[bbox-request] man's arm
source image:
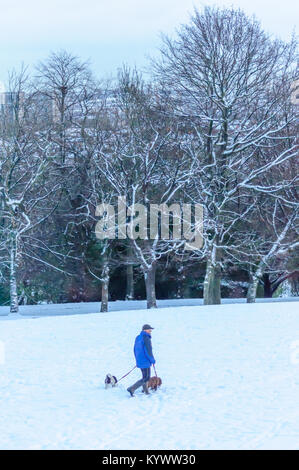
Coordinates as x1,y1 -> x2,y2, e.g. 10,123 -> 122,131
143,335 -> 155,364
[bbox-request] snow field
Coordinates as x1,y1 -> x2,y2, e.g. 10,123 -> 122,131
0,301 -> 298,449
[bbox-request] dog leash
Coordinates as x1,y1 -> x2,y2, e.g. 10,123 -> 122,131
118,364 -> 157,383
117,366 -> 137,382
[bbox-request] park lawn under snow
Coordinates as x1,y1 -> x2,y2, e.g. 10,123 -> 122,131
0,301 -> 298,450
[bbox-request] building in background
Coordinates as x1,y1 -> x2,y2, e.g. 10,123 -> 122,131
0,82 -> 24,121
291,78 -> 299,105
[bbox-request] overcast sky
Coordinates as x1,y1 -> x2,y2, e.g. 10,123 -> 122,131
0,0 -> 298,85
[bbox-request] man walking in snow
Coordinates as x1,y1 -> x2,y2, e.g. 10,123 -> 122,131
127,324 -> 156,397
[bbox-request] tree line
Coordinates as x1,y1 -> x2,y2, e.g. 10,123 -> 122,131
0,6 -> 298,313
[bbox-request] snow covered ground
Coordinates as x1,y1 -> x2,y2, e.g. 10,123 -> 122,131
1,296 -> 299,318
0,300 -> 298,449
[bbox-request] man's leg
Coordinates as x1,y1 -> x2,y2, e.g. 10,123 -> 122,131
142,367 -> 151,394
127,367 -> 151,396
127,369 -> 145,396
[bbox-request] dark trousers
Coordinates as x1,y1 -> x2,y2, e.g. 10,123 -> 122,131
141,367 -> 151,383
129,367 -> 151,392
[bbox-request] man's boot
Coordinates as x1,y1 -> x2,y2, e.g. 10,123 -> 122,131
142,383 -> 150,395
127,379 -> 143,397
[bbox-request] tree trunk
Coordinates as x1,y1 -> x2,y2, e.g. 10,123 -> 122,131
176,267 -> 185,299
144,264 -> 157,309
247,265 -> 264,303
246,275 -> 259,303
203,247 -> 221,305
262,273 -> 272,298
10,238 -> 19,314
100,261 -> 110,313
126,263 -> 135,300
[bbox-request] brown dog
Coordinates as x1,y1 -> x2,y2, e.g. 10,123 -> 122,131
147,376 -> 162,391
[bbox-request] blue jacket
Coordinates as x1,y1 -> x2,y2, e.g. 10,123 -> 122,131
134,331 -> 156,369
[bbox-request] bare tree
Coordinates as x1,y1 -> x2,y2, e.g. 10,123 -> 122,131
92,67 -> 192,308
153,6 -> 298,304
34,50 -> 94,163
33,51 -> 103,301
245,160 -> 298,302
0,69 -> 59,313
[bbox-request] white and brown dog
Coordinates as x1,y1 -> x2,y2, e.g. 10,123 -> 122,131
105,373 -> 118,389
